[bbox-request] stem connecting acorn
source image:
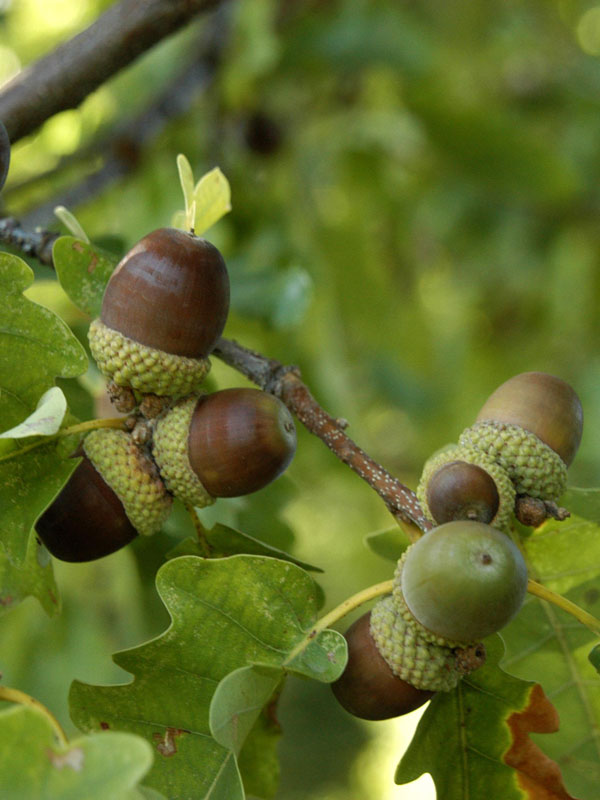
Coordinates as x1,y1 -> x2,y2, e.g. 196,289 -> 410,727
89,227 -> 230,396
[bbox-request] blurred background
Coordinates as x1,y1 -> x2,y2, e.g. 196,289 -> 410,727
1,0 -> 600,797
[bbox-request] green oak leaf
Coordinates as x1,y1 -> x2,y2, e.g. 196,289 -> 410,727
0,705 -> 157,800
589,645 -> 600,673
167,522 -> 323,572
561,487 -> 600,525
70,555 -> 346,800
0,252 -> 87,429
396,636 -> 574,800
0,524 -> 60,616
363,525 -> 411,562
0,438 -> 79,565
501,512 -> 600,800
52,236 -> 119,317
0,250 -> 86,603
236,697 -> 281,800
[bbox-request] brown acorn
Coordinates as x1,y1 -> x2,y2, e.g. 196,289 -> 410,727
152,388 -> 297,506
88,227 -> 230,396
331,611 -> 433,721
475,371 -> 583,467
426,460 -> 500,525
35,429 -> 172,562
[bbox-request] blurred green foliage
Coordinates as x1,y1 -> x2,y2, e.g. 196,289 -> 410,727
1,0 -> 600,797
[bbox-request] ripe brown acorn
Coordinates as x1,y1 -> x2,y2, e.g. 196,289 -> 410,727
331,611 -> 434,720
475,371 -> 583,467
152,388 -> 297,506
426,460 -> 499,525
35,455 -> 138,562
88,227 -> 230,396
35,429 -> 172,562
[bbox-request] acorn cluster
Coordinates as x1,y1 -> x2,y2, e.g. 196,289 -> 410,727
333,371 -> 584,721
36,228 -> 297,562
332,520 -> 528,719
416,372 -> 583,530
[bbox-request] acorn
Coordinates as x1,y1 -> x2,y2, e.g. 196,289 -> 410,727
331,610 -> 434,720
35,429 -> 172,562
460,372 -> 582,501
152,388 -> 297,506
474,371 -> 583,467
88,227 -> 230,396
417,447 -> 516,530
397,521 -> 528,645
0,121 -> 10,192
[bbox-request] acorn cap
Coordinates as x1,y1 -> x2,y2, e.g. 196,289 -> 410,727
101,227 -> 230,358
417,445 -> 516,530
475,372 -> 583,467
151,396 -> 215,508
88,318 -> 211,397
83,428 -> 172,536
459,420 -> 567,500
370,595 -> 486,692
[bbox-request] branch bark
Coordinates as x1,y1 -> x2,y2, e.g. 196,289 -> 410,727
0,0 -> 226,143
213,337 -> 432,533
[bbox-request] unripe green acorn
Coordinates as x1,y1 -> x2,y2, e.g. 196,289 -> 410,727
399,521 -> 528,644
0,121 -> 10,192
89,227 -> 230,396
35,429 -> 172,562
475,372 -> 583,468
152,388 -> 297,505
331,610 -> 434,720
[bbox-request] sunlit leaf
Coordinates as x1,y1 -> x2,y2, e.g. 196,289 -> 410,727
0,705 -> 157,800
70,555 -> 346,800
192,167 -> 231,235
0,387 -> 67,439
54,205 -> 90,243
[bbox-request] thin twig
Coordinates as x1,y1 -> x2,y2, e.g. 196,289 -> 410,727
18,10 -> 231,228
0,0 -> 227,144
213,337 -> 431,532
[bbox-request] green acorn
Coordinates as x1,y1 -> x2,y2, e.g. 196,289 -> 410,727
396,521 -> 529,646
35,428 -> 172,562
89,227 -> 230,396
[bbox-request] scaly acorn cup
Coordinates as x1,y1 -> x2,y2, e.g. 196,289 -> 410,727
397,521 -> 528,646
417,445 -> 516,530
331,610 -> 435,720
35,429 -> 172,562
152,388 -> 297,505
88,227 -> 230,396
